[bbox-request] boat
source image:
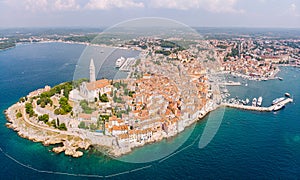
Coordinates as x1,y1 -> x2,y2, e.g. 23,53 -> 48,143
242,99 -> 249,105
285,93 -> 291,97
257,96 -> 263,107
278,77 -> 283,81
252,98 -> 257,107
272,97 -> 285,105
115,57 -> 126,68
273,103 -> 285,111
246,98 -> 250,104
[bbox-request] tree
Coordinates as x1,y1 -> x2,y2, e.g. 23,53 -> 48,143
38,114 -> 49,123
16,112 -> 22,118
128,91 -> 135,97
19,97 -> 25,103
78,121 -> 86,129
99,93 -> 109,102
89,123 -> 97,131
56,118 -> 60,126
50,120 -> 56,128
25,103 -> 34,117
58,123 -> 67,131
80,100 -> 94,114
54,108 -> 60,115
40,101 -> 46,108
56,97 -> 72,115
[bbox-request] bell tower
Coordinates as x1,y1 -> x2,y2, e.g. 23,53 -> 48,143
89,58 -> 96,82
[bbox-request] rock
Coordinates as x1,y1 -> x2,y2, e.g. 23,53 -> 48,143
64,148 -> 74,156
5,123 -> 12,128
52,146 -> 66,154
72,151 -> 83,158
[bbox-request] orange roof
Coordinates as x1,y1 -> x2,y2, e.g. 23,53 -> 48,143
86,79 -> 110,91
109,116 -> 118,121
112,125 -> 128,131
118,133 -> 129,139
78,113 -> 91,119
128,130 -> 136,135
112,126 -> 121,131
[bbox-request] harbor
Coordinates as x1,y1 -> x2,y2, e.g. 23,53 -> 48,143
222,98 -> 293,112
115,57 -> 137,71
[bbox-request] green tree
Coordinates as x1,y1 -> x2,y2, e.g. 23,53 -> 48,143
25,103 -> 34,117
89,123 -> 97,131
58,123 -> 67,131
16,112 -> 22,118
19,97 -> 25,103
99,93 -> 109,102
56,118 -> 60,126
40,101 -> 46,108
38,114 -> 49,123
78,121 -> 86,129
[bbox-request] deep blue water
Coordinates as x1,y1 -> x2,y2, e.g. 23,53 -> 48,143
0,43 -> 300,179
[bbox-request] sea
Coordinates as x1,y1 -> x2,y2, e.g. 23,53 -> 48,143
0,42 -> 299,179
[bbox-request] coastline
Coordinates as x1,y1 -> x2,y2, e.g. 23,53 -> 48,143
5,103 -> 90,158
4,65 -> 294,158
4,94 -> 216,158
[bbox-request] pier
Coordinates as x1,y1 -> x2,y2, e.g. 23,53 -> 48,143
219,81 -> 241,86
119,58 -> 136,71
222,98 -> 293,112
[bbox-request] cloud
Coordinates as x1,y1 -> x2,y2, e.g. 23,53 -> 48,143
54,0 -> 80,11
23,0 -> 80,12
149,0 -> 244,13
84,0 -> 144,10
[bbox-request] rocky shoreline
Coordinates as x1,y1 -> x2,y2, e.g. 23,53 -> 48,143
5,104 -> 90,158
5,101 -> 215,158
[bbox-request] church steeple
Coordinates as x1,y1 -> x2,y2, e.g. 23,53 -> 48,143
89,58 -> 96,82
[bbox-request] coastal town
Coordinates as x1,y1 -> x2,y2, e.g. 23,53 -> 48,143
5,32 -> 298,158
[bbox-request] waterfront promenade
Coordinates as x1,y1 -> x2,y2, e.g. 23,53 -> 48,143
222,98 -> 293,112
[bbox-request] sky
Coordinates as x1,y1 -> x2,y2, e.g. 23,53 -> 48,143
0,0 -> 300,28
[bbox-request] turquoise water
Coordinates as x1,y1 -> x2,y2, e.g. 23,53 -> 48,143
0,43 -> 300,179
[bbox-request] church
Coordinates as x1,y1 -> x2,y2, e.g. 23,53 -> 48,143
79,59 -> 112,102
69,59 -> 112,102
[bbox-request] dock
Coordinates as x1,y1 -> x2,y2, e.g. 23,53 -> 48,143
119,58 -> 136,71
222,98 -> 293,112
219,81 -> 241,86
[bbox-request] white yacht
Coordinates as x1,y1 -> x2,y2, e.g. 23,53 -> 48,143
257,96 -> 263,107
272,97 -> 285,105
252,98 -> 257,107
115,57 -> 126,68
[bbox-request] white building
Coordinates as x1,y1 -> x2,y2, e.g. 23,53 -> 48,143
79,79 -> 112,102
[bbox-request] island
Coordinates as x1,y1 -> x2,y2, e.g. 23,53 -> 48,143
5,33 -> 297,158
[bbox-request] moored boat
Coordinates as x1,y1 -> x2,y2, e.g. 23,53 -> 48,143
257,96 -> 263,107
272,97 -> 285,105
115,57 -> 126,68
252,98 -> 257,107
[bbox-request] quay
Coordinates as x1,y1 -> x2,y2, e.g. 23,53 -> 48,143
119,57 -> 136,71
222,98 -> 293,112
219,81 -> 241,86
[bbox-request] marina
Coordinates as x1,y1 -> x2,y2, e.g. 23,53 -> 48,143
119,57 -> 136,71
219,81 -> 241,86
222,98 -> 293,112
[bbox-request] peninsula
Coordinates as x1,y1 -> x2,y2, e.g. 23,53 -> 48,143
5,34 -> 297,158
